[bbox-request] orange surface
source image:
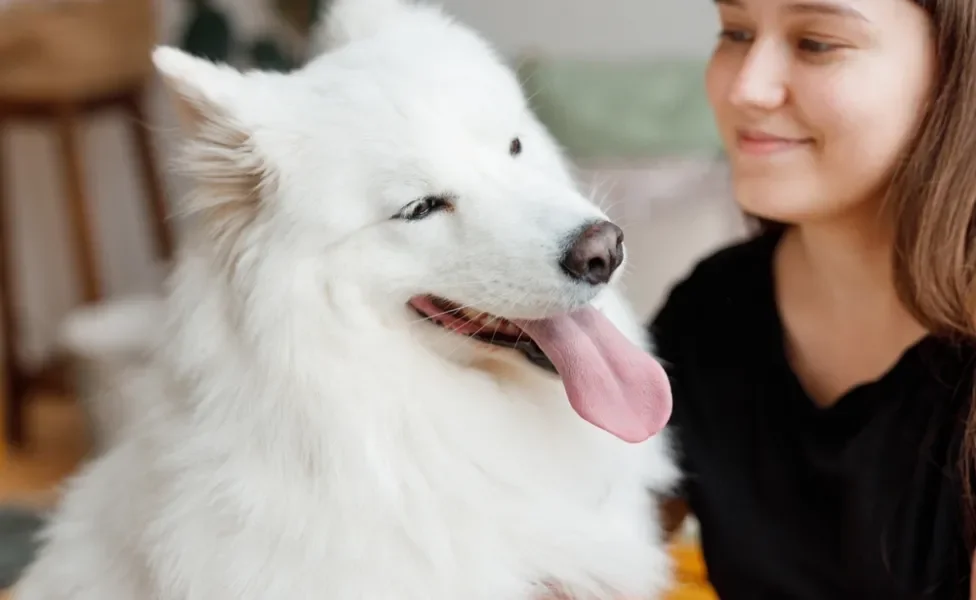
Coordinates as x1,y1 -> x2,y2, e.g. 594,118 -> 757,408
665,541 -> 717,599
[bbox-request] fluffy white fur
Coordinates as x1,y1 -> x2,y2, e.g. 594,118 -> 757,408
14,1 -> 680,598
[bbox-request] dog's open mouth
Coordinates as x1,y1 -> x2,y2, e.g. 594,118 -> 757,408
406,292 -> 676,444
408,295 -> 557,373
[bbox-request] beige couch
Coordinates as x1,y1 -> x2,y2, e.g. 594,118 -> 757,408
577,158 -> 746,321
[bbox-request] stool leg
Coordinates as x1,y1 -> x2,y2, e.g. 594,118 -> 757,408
0,117 -> 27,447
124,89 -> 174,260
56,106 -> 101,303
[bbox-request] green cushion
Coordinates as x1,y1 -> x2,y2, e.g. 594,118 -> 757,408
515,57 -> 723,160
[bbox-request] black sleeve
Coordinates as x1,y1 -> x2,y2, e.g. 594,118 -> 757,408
647,277 -> 689,379
643,233 -> 775,504
646,275 -> 696,501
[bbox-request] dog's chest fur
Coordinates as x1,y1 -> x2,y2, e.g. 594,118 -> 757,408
137,348 -> 675,600
19,330 -> 675,600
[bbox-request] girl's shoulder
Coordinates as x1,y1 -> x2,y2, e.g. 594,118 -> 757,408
649,228 -> 783,342
672,227 -> 782,300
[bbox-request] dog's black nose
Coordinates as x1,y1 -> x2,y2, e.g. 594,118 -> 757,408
560,220 -> 625,285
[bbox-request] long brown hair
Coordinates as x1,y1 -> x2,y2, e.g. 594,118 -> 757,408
888,0 -> 976,549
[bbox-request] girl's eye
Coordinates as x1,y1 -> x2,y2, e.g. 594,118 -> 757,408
719,28 -> 754,44
798,39 -> 837,53
394,195 -> 453,221
718,28 -> 840,55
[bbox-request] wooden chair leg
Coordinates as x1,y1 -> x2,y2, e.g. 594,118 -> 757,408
123,89 -> 174,260
55,105 -> 101,303
0,116 -> 27,447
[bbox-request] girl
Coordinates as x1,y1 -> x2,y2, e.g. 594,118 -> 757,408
651,0 -> 976,598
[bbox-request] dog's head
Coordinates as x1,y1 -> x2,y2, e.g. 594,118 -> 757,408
154,0 -> 671,442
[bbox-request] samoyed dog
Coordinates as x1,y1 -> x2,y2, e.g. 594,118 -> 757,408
14,0 -> 679,598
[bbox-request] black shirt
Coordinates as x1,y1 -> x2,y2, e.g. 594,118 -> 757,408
649,229 -> 975,599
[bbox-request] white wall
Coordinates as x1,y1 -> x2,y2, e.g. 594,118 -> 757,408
440,0 -> 719,59
3,0 -> 720,365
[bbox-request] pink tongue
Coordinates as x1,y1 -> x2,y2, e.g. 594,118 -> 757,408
515,306 -> 672,443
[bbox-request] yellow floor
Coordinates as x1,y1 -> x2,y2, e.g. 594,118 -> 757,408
666,542 -> 717,600
0,396 -> 716,599
0,395 -> 89,502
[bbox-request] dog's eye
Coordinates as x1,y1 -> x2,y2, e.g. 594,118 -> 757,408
509,137 -> 522,156
395,195 -> 453,221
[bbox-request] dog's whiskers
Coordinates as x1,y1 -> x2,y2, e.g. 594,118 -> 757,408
438,287 -> 535,359
404,293 -> 513,327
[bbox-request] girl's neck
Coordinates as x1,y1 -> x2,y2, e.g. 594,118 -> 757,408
789,215 -> 894,311
774,211 -> 928,406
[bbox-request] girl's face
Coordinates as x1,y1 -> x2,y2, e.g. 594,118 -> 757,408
706,0 -> 936,225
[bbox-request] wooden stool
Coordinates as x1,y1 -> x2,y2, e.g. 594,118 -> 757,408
0,0 -> 171,447
0,87 -> 173,447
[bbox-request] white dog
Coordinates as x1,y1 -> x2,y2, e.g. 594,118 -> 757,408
14,0 -> 679,598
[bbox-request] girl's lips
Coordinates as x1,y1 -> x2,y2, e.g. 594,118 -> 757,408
736,129 -> 813,155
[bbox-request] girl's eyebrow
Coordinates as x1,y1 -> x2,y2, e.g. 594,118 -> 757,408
714,0 -> 870,23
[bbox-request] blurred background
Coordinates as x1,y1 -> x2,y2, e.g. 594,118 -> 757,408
0,1 -> 745,597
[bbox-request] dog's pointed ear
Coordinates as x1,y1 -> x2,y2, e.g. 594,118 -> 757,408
152,46 -> 245,138
152,46 -> 271,265
313,0 -> 410,52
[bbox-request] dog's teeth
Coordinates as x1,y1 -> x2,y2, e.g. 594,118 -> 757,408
442,303 -> 522,337
459,308 -> 481,321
